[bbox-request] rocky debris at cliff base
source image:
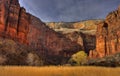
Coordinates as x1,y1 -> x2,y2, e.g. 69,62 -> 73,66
83,53 -> 120,67
0,38 -> 43,66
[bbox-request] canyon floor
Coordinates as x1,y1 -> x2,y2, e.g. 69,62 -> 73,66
0,66 -> 120,76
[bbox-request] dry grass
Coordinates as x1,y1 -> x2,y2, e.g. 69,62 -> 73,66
0,66 -> 120,76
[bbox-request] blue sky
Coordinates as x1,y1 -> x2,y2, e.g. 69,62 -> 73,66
19,0 -> 120,22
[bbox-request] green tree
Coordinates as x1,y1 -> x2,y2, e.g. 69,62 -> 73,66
69,51 -> 87,66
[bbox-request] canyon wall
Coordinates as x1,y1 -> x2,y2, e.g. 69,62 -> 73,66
89,5 -> 120,58
0,0 -> 29,44
0,0 -> 82,64
2,0 -> 120,63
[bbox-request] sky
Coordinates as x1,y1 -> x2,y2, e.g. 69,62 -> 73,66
19,0 -> 120,22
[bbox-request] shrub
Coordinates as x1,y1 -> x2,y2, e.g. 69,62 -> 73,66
68,51 -> 87,66
26,53 -> 44,66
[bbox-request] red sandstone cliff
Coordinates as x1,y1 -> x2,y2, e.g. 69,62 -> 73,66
0,0 -> 82,64
89,5 -> 120,58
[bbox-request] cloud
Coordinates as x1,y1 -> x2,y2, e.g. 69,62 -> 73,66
19,0 -> 120,22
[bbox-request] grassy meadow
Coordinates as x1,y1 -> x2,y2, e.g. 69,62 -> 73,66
0,66 -> 120,76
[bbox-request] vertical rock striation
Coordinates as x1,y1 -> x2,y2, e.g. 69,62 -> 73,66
89,5 -> 120,58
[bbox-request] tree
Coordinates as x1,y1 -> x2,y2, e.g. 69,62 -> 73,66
69,51 -> 87,66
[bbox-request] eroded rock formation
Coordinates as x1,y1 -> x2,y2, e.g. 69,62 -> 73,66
0,0 -> 82,64
64,32 -> 96,54
46,20 -> 100,54
89,5 -> 120,58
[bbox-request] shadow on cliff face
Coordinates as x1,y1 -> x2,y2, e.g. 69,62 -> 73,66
80,32 -> 96,54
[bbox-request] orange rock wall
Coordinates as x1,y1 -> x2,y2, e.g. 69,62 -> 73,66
89,6 -> 120,58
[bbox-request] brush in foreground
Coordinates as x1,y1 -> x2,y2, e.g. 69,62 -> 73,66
0,66 -> 120,76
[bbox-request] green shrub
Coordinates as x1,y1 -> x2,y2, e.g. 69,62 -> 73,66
69,51 -> 87,66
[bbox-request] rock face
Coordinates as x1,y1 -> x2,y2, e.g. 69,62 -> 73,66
0,0 -> 28,44
80,33 -> 96,54
89,5 -> 120,58
0,0 -> 82,65
46,20 -> 101,54
64,32 -> 84,50
64,32 -> 96,54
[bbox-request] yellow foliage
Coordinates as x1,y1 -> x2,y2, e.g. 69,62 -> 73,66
69,51 -> 87,65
